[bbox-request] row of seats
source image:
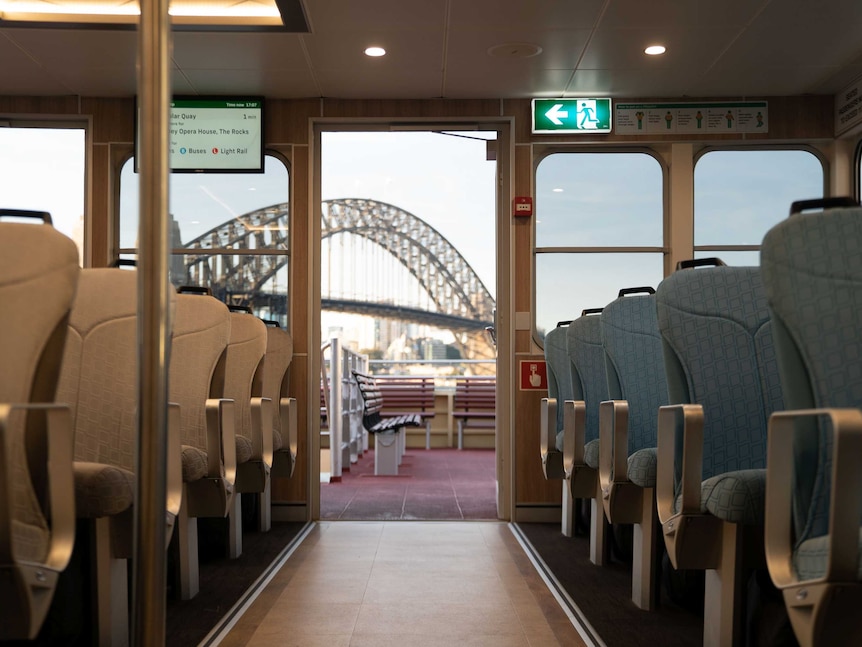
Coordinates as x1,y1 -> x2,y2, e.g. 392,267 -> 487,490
0,210 -> 298,643
540,199 -> 862,646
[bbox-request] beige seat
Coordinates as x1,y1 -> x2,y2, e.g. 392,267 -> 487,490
260,320 -> 298,530
169,289 -> 236,599
0,210 -> 78,640
223,306 -> 271,556
56,268 -> 181,646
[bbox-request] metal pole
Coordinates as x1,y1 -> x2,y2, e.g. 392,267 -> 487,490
135,0 -> 171,643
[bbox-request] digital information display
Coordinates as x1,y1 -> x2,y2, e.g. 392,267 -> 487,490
169,99 -> 263,172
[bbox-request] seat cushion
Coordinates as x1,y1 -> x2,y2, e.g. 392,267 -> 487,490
13,519 -> 50,563
628,447 -> 657,488
273,427 -> 284,452
555,429 -> 564,453
793,528 -> 862,581
584,438 -> 600,469
674,469 -> 766,526
181,445 -> 208,482
74,461 -> 135,518
236,434 -> 253,464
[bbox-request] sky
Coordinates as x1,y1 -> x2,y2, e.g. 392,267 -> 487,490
0,128 -> 86,262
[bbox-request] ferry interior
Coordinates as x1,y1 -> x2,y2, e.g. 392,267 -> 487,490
3,0 -> 862,646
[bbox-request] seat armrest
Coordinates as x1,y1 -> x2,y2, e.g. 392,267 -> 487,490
599,400 -> 629,493
766,408 -> 862,589
205,398 -> 236,487
249,397 -> 274,469
562,400 -> 585,476
0,403 -> 75,572
657,404 -> 705,525
166,403 -> 183,520
281,397 -> 298,463
540,397 -> 557,459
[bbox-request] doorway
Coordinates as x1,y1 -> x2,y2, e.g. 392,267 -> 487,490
312,125 -> 510,520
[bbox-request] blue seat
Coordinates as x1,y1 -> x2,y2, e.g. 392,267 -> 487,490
598,286 -> 667,610
563,308 -> 610,564
655,258 -> 783,646
761,198 -> 862,647
541,321 -> 572,481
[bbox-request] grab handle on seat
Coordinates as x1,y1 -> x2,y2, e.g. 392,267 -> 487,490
789,197 -> 859,215
617,286 -> 655,297
675,257 -> 726,271
0,208 -> 53,224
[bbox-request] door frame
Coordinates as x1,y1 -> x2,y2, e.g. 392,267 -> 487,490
307,117 -> 515,520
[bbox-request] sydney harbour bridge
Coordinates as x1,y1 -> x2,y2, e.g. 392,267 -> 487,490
174,198 -> 496,359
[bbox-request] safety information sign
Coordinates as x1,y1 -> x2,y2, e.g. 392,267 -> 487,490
615,101 -> 768,135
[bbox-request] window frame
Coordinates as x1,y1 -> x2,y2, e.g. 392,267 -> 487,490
116,148 -> 292,324
532,146 -> 668,346
692,144 -> 828,257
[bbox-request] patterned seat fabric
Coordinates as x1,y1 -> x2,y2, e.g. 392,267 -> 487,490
224,310 -> 268,469
793,530 -> 862,581
761,206 -> 862,576
57,269 -> 140,516
565,312 -> 608,454
601,291 -> 667,472
627,447 -> 657,488
584,438 -> 600,469
544,324 -> 573,447
657,265 -> 783,525
169,293 -> 231,483
262,324 -> 293,455
673,468 -> 767,526
0,215 -> 80,641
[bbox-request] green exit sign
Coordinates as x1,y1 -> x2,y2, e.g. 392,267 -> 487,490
532,98 -> 612,134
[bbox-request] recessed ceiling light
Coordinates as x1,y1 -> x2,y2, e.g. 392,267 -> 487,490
552,188 -> 564,193
365,46 -> 386,57
644,45 -> 666,56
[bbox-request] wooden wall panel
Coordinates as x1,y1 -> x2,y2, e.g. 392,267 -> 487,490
266,99 -> 319,146
515,361 -> 562,504
322,98 -> 500,119
81,97 -> 134,144
0,95 -> 78,114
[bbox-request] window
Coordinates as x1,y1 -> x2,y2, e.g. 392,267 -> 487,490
694,149 -> 824,264
0,126 -> 86,263
534,152 -> 665,340
119,154 -> 290,325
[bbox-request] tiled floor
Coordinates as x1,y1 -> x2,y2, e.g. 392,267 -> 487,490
219,522 -> 587,647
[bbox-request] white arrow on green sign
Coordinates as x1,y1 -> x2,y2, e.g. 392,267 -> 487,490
532,98 -> 612,134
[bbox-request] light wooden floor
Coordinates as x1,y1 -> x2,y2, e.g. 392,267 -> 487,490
218,521 -> 587,647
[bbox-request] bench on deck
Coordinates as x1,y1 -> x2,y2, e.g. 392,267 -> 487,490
353,372 -> 425,475
453,377 -> 496,449
375,375 -> 436,449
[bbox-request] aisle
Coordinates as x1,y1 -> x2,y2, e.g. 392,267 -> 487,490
218,521 -> 585,647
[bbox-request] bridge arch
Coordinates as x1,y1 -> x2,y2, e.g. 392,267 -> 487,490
180,198 -> 495,331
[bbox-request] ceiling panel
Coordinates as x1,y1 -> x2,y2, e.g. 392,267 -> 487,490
312,64 -> 446,99
684,65 -> 841,98
447,27 -> 592,71
305,0 -> 446,30
302,29 -> 443,73
445,68 -> 573,100
172,33 -> 308,70
0,31 -> 71,94
5,29 -> 137,70
566,68 -> 697,98
579,27 -> 738,72
598,0 -> 761,29
449,0 -> 605,30
1,0 -> 862,101
181,67 -> 320,98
